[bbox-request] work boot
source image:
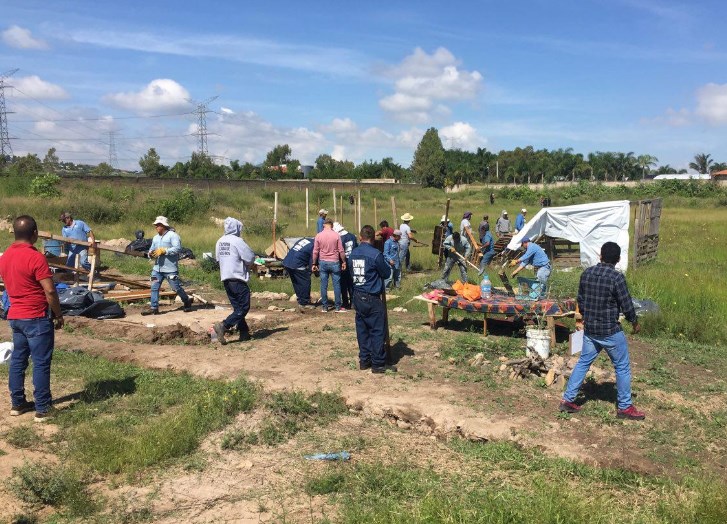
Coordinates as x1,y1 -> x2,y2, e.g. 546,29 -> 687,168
359,361 -> 372,371
212,322 -> 227,345
372,364 -> 397,374
10,401 -> 35,416
183,298 -> 194,312
141,307 -> 159,316
34,408 -> 56,422
617,405 -> 646,420
239,331 -> 252,342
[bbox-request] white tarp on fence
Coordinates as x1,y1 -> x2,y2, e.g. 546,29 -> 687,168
506,200 -> 631,271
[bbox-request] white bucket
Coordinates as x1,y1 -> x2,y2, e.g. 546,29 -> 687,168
526,328 -> 551,359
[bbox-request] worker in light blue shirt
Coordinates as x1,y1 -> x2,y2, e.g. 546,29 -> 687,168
316,209 -> 328,233
511,236 -> 551,294
515,208 -> 527,233
59,211 -> 95,270
383,230 -> 401,289
478,223 -> 496,274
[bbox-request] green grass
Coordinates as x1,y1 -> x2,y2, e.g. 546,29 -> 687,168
303,440 -> 727,523
3,425 -> 41,449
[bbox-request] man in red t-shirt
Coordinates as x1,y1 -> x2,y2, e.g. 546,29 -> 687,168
0,215 -> 64,421
376,221 -> 394,242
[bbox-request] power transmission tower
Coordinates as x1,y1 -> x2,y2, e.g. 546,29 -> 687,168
106,130 -> 118,168
187,95 -> 218,156
0,68 -> 19,160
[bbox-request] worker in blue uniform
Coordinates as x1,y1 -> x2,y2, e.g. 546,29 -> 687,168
283,237 -> 315,308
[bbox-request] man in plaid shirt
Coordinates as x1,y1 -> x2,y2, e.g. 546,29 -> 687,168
560,242 -> 645,420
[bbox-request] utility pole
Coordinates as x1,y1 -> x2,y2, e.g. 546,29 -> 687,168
188,95 -> 219,156
0,68 -> 19,160
106,130 -> 118,168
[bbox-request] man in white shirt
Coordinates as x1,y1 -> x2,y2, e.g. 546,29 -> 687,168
399,213 -> 417,273
213,217 -> 256,345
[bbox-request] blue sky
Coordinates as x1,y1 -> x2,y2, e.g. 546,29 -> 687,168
2,0 -> 726,171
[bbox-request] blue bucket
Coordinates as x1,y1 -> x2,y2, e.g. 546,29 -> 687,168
43,239 -> 62,256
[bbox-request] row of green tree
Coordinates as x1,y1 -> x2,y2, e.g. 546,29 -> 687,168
3,128 -> 726,189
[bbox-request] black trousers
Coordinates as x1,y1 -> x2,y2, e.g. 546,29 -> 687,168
287,268 -> 312,305
340,267 -> 354,308
223,279 -> 250,334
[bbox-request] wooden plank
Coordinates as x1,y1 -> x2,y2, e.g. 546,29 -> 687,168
38,231 -> 146,257
111,290 -> 177,303
427,302 -> 437,330
47,261 -> 152,289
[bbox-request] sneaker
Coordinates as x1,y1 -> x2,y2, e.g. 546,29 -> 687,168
335,308 -> 348,313
140,307 -> 159,316
239,332 -> 252,342
212,322 -> 228,345
321,306 -> 329,313
183,298 -> 194,312
372,365 -> 398,374
617,405 -> 645,420
559,400 -> 582,413
34,409 -> 55,422
10,401 -> 35,416
359,361 -> 372,371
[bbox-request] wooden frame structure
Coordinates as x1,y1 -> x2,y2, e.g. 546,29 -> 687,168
632,198 -> 662,267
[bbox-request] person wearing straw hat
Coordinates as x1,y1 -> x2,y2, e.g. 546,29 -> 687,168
141,216 -> 193,316
316,209 -> 328,234
515,208 -> 527,233
399,212 -> 417,272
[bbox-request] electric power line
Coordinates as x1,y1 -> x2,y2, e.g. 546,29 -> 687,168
0,68 -> 19,158
187,95 -> 218,156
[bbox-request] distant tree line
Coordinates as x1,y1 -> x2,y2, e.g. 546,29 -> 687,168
2,128 -> 726,189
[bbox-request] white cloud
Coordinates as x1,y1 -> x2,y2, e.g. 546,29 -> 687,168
69,29 -> 364,77
220,106 -> 235,114
10,75 -> 69,100
439,122 -> 486,150
103,79 -> 191,114
1,25 -> 48,50
695,83 -> 727,125
320,117 -> 358,134
378,47 -> 483,122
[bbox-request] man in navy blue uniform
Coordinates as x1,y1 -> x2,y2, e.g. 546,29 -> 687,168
283,237 -> 315,308
334,222 -> 358,310
349,225 -> 395,374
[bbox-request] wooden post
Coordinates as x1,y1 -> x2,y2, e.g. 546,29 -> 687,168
382,289 -> 391,358
272,192 -> 278,257
391,196 -> 398,229
74,253 -> 80,285
427,302 -> 437,330
438,198 -> 451,269
305,187 -> 309,230
340,195 -> 343,225
86,244 -> 97,291
333,188 -> 337,221
373,198 -> 378,228
357,190 -> 361,233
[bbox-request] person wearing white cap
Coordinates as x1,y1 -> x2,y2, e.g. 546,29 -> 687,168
212,217 -> 256,344
495,210 -> 511,237
141,216 -> 193,316
440,215 -> 454,237
316,209 -> 328,234
334,222 -> 358,309
399,212 -> 417,273
515,208 -> 527,233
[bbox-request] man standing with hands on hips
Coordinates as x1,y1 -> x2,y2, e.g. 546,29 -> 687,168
0,215 -> 64,421
560,242 -> 644,420
212,217 -> 256,344
350,225 -> 395,374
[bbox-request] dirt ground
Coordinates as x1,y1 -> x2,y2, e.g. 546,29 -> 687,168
0,296 -> 724,522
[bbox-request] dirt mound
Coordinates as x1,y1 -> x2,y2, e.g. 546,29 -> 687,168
103,238 -> 131,248
68,318 -> 208,345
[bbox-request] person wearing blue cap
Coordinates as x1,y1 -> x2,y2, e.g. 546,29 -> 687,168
510,236 -> 551,295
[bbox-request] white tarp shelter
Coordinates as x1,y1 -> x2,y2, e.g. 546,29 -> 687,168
506,200 -> 631,271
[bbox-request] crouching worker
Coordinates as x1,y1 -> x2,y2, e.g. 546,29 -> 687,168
212,217 -> 256,344
283,237 -> 315,309
350,225 -> 396,374
142,216 -> 192,316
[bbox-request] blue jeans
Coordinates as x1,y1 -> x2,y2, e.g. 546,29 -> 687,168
563,330 -> 633,410
385,265 -> 400,289
398,244 -> 409,278
319,260 -> 342,310
9,317 -> 54,412
150,271 -> 190,309
67,247 -> 90,271
536,265 -> 551,294
479,250 -> 496,272
287,268 -> 312,305
222,279 -> 250,335
353,292 -> 386,367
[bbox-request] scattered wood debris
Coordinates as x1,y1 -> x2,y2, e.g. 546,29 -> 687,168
253,291 -> 289,300
496,354 -> 612,386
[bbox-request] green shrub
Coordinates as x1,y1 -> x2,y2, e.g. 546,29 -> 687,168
0,176 -> 31,197
144,187 -> 211,223
28,174 -> 61,198
7,462 -> 94,516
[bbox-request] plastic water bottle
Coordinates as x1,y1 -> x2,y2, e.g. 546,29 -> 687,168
480,274 -> 492,299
